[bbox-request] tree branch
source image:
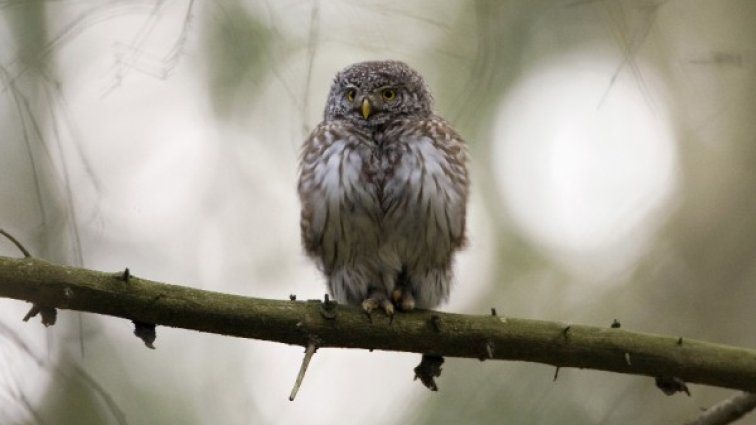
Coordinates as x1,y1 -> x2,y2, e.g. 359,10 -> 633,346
683,392 -> 756,425
1,255 -> 756,392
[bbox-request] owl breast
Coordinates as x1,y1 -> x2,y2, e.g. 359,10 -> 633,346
376,118 -> 468,271
299,116 -> 467,308
299,123 -> 382,274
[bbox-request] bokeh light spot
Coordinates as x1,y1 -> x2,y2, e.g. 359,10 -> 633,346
493,52 -> 679,280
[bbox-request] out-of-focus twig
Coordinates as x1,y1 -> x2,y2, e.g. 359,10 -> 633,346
683,392 -> 756,425
0,229 -> 31,258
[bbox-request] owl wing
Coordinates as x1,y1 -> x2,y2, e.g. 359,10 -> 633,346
382,117 -> 469,250
297,121 -> 380,265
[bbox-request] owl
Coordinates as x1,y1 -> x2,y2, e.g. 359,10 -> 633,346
298,60 -> 468,317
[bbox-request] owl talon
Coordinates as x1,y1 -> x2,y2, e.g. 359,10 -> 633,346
391,287 -> 416,311
391,288 -> 403,303
362,295 -> 394,321
400,291 -> 415,311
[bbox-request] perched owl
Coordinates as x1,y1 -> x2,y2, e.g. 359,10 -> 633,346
298,60 -> 468,316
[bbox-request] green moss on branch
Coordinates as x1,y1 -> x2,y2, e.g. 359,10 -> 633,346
1,255 -> 755,392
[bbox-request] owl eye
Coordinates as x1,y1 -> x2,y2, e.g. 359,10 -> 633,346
381,88 -> 397,101
345,88 -> 357,102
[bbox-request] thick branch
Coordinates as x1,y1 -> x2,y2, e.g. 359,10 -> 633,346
1,255 -> 755,392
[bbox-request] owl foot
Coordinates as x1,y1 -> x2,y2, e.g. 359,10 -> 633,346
362,292 -> 394,322
391,287 -> 416,311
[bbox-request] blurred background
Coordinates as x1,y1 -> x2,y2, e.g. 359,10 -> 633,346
0,0 -> 754,424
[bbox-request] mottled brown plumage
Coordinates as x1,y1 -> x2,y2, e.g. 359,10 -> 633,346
298,60 -> 468,315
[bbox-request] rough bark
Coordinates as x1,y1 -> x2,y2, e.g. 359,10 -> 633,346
1,255 -> 756,393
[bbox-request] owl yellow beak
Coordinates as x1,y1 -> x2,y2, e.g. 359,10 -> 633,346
361,98 -> 372,119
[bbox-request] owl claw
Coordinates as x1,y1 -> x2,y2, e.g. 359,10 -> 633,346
391,287 -> 416,311
391,288 -> 403,303
400,291 -> 415,311
362,295 -> 394,322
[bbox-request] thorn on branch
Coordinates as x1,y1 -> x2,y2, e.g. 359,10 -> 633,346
486,340 -> 494,359
677,337 -> 683,346
655,375 -> 691,396
22,304 -> 57,326
562,325 -> 571,338
319,294 -> 337,320
0,229 -> 32,258
491,307 -> 497,316
114,268 -> 131,282
44,308 -> 58,326
479,339 -> 494,361
553,367 -> 560,382
289,339 -> 318,401
132,321 -> 156,349
414,354 -> 444,391
430,314 -> 442,332
148,293 -> 164,306
611,319 -> 621,328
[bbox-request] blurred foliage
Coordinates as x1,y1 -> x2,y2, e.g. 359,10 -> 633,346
36,358 -> 112,425
202,1 -> 271,119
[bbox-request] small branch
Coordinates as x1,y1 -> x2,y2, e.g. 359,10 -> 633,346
414,354 -> 444,391
0,229 -> 31,258
683,392 -> 756,425
22,304 -> 57,326
132,320 -> 156,349
656,375 -> 691,396
1,255 -> 756,393
289,341 -> 318,401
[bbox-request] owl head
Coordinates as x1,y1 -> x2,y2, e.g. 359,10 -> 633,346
324,60 -> 433,128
